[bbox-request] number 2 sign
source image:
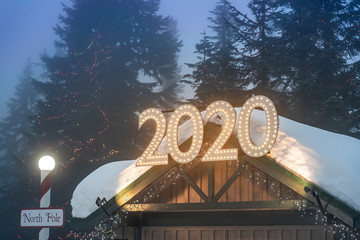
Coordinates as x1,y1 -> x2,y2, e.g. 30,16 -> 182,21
136,96 -> 278,167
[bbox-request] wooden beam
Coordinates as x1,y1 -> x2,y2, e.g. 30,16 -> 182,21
71,136 -> 196,229
212,164 -> 245,202
133,209 -> 321,227
178,167 -> 208,202
70,161 -> 177,229
122,200 -> 311,212
208,162 -> 214,201
243,155 -> 360,228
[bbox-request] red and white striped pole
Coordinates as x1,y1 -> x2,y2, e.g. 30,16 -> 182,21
38,156 -> 55,240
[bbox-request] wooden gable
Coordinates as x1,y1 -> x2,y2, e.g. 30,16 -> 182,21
112,155 -> 339,240
124,158 -> 306,210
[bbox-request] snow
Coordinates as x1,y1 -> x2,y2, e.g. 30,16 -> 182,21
245,110 -> 360,213
70,160 -> 149,218
71,120 -> 195,218
71,108 -> 360,218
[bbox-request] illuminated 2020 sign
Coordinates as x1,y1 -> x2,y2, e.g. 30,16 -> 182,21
136,95 -> 278,167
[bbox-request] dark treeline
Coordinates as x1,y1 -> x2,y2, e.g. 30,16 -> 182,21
0,0 -> 181,238
186,0 -> 360,136
0,0 -> 360,239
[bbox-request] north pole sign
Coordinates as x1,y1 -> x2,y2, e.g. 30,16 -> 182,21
20,208 -> 64,228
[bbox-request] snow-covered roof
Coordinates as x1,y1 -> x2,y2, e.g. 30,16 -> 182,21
71,108 -> 360,219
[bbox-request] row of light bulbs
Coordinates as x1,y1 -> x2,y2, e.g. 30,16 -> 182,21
238,96 -> 278,157
168,105 -> 204,164
137,108 -> 168,165
136,96 -> 279,166
202,100 -> 238,161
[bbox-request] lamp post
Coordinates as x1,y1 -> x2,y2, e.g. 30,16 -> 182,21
38,156 -> 55,240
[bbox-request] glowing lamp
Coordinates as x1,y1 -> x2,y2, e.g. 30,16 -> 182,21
38,155 -> 55,171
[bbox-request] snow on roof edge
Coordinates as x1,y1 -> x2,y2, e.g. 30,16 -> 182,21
71,118 -> 196,218
71,108 -> 360,219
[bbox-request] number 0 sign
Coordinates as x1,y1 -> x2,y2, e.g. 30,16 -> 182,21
136,96 -> 278,167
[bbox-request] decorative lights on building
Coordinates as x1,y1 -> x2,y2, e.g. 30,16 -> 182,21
202,100 -> 238,161
168,105 -> 204,164
137,108 -> 168,166
136,96 -> 279,167
238,96 -> 278,157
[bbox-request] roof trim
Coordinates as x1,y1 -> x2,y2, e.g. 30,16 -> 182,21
70,123 -> 360,229
70,162 -> 176,229
243,155 -> 360,227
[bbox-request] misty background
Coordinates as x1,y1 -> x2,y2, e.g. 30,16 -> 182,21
0,0 -> 248,118
2,0 -> 360,239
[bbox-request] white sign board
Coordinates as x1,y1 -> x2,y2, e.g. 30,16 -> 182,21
20,208 -> 64,228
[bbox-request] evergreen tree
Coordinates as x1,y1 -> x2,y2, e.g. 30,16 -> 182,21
186,0 -> 241,106
274,0 -> 360,135
34,0 -> 181,164
226,0 -> 278,88
32,1 -> 181,237
0,61 -> 39,238
185,31 -> 215,105
224,0 -> 290,114
223,0 -> 360,135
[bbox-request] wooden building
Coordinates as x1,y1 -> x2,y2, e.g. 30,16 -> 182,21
71,123 -> 360,240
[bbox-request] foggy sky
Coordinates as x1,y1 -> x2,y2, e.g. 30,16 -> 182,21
0,0 -> 248,119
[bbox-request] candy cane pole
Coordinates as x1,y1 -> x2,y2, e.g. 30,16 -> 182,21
38,156 -> 55,240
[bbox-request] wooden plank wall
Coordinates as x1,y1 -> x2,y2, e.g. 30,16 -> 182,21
145,159 -> 302,204
141,226 -> 334,240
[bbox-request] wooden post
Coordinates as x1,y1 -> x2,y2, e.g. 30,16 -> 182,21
208,163 -> 214,201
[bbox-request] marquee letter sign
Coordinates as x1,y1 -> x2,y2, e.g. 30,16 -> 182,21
136,96 -> 278,167
168,104 -> 204,164
238,96 -> 278,157
202,100 -> 238,162
137,108 -> 168,166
